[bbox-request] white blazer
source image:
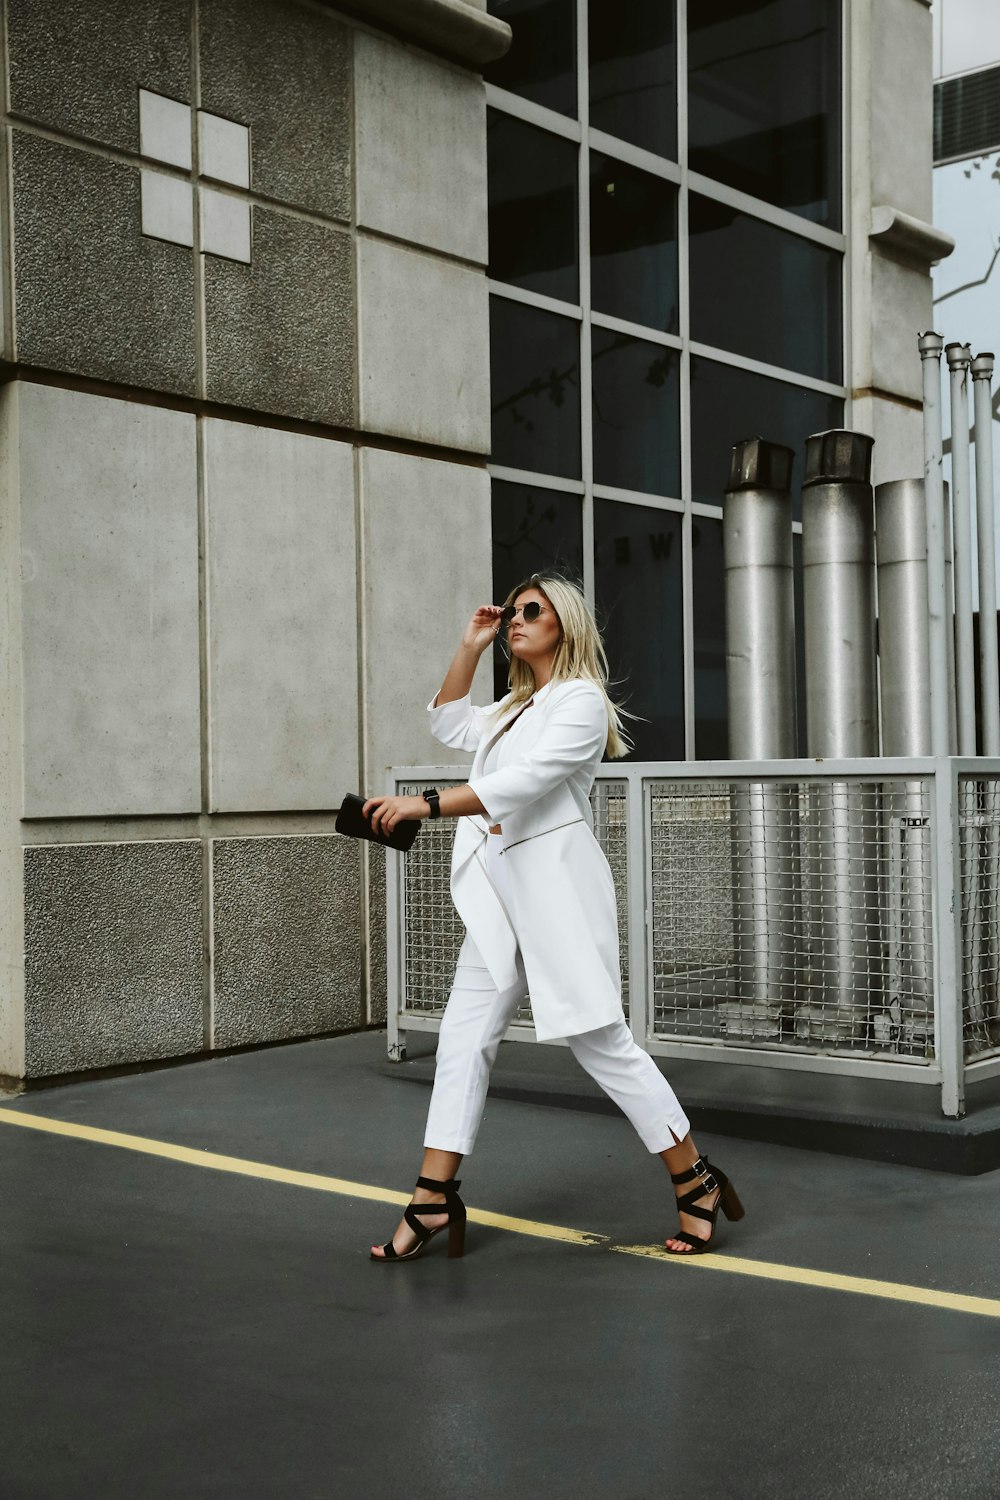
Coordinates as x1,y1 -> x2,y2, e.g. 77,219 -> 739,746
428,678 -> 625,1041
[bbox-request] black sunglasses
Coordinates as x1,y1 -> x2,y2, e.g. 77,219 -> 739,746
500,602 -> 549,625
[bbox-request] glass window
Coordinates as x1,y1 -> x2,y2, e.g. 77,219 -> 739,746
492,480 -> 584,697
589,1 -> 677,159
592,330 -> 680,496
590,153 -> 678,332
687,0 -> 842,228
692,515 -> 727,758
490,299 -> 581,479
690,356 -> 843,516
688,194 -> 841,382
595,500 -> 684,760
488,112 -> 579,303
486,0 -> 577,118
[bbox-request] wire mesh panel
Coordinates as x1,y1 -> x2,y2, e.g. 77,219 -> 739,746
398,777 -> 631,1023
591,780 -> 630,1013
400,781 -> 464,1016
958,776 -> 1000,1060
649,777 -> 935,1058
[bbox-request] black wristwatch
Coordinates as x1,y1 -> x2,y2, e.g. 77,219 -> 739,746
423,788 -> 442,819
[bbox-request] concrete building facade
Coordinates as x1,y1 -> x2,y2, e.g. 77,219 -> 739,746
0,0 -> 947,1086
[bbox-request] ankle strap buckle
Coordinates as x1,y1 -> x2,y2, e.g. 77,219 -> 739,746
692,1158 -> 718,1193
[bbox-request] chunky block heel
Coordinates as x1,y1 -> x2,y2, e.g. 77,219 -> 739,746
370,1175 -> 467,1263
666,1156 -> 744,1255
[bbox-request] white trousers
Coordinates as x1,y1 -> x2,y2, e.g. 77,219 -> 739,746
423,836 -> 691,1157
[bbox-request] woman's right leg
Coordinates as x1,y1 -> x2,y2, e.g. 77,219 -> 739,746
370,939 -> 528,1259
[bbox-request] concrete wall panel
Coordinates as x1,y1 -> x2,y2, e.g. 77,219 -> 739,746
19,385 -> 201,816
204,208 -> 354,426
205,419 -> 358,811
23,841 -> 203,1077
355,33 -> 488,264
7,0 -> 191,155
199,0 -> 351,220
212,836 -> 362,1047
360,447 -> 493,781
358,239 -> 490,452
11,133 -> 197,394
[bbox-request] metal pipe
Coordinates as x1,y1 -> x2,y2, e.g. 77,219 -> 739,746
874,479 -> 931,757
803,429 -> 878,757
723,437 -> 797,758
874,479 -> 933,1046
801,429 -> 881,1040
944,481 -> 958,754
972,352 -> 1000,755
723,438 -> 798,1013
919,332 -> 952,757
946,342 -> 977,753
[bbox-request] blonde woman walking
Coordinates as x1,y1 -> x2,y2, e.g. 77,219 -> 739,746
365,575 -> 744,1262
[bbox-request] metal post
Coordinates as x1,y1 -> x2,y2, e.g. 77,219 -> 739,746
972,352 -> 1000,755
919,333 -> 953,757
874,479 -> 933,1048
875,479 -> 931,757
944,481 -> 958,753
933,759 -> 966,1118
946,342 -> 977,753
972,355 -> 1000,1033
723,438 -> 798,1020
802,430 -> 881,1040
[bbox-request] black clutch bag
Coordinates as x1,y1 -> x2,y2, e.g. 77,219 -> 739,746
335,793 -> 421,852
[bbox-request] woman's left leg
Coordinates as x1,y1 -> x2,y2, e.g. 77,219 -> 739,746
566,1020 -> 743,1251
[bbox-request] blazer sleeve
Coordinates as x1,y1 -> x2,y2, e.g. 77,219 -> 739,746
427,691 -> 504,754
468,682 -> 606,823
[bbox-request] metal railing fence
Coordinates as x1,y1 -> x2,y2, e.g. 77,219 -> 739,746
386,759 -> 1000,1117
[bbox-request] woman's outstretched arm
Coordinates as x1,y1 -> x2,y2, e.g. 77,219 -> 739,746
363,783 -> 486,836
434,605 -> 504,705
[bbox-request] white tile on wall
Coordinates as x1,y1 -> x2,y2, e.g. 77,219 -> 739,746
198,111 -> 251,188
204,419 -> 358,812
139,89 -> 192,171
18,386 -> 201,816
141,169 -> 194,246
358,237 -> 490,453
354,31 -> 488,265
360,447 -> 493,781
200,188 -> 251,262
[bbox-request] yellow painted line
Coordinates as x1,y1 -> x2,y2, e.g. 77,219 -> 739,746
2,1106 -> 999,1320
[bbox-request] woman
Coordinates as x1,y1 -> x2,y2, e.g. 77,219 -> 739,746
365,574 -> 744,1262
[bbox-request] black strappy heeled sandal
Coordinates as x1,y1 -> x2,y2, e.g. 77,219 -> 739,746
665,1156 -> 744,1256
370,1175 -> 467,1263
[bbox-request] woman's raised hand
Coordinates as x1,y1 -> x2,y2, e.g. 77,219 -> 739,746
461,605 -> 504,655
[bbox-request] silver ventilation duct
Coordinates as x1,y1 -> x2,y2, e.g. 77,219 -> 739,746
801,429 -> 881,1040
723,438 -> 798,1025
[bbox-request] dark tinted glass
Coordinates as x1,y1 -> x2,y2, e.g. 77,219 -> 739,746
595,500 -> 684,759
488,112 -> 578,302
486,0 -> 577,118
492,481 -> 584,696
590,153 -> 678,331
692,515 -> 727,758
690,356 -> 843,517
589,1 -> 677,158
592,330 -> 680,496
689,194 -> 841,382
688,0 -> 842,228
490,298 -> 581,479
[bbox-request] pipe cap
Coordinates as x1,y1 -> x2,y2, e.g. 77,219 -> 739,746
725,437 -> 794,495
803,429 -> 874,488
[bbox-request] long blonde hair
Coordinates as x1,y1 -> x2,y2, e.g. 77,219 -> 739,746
496,574 -> 632,759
